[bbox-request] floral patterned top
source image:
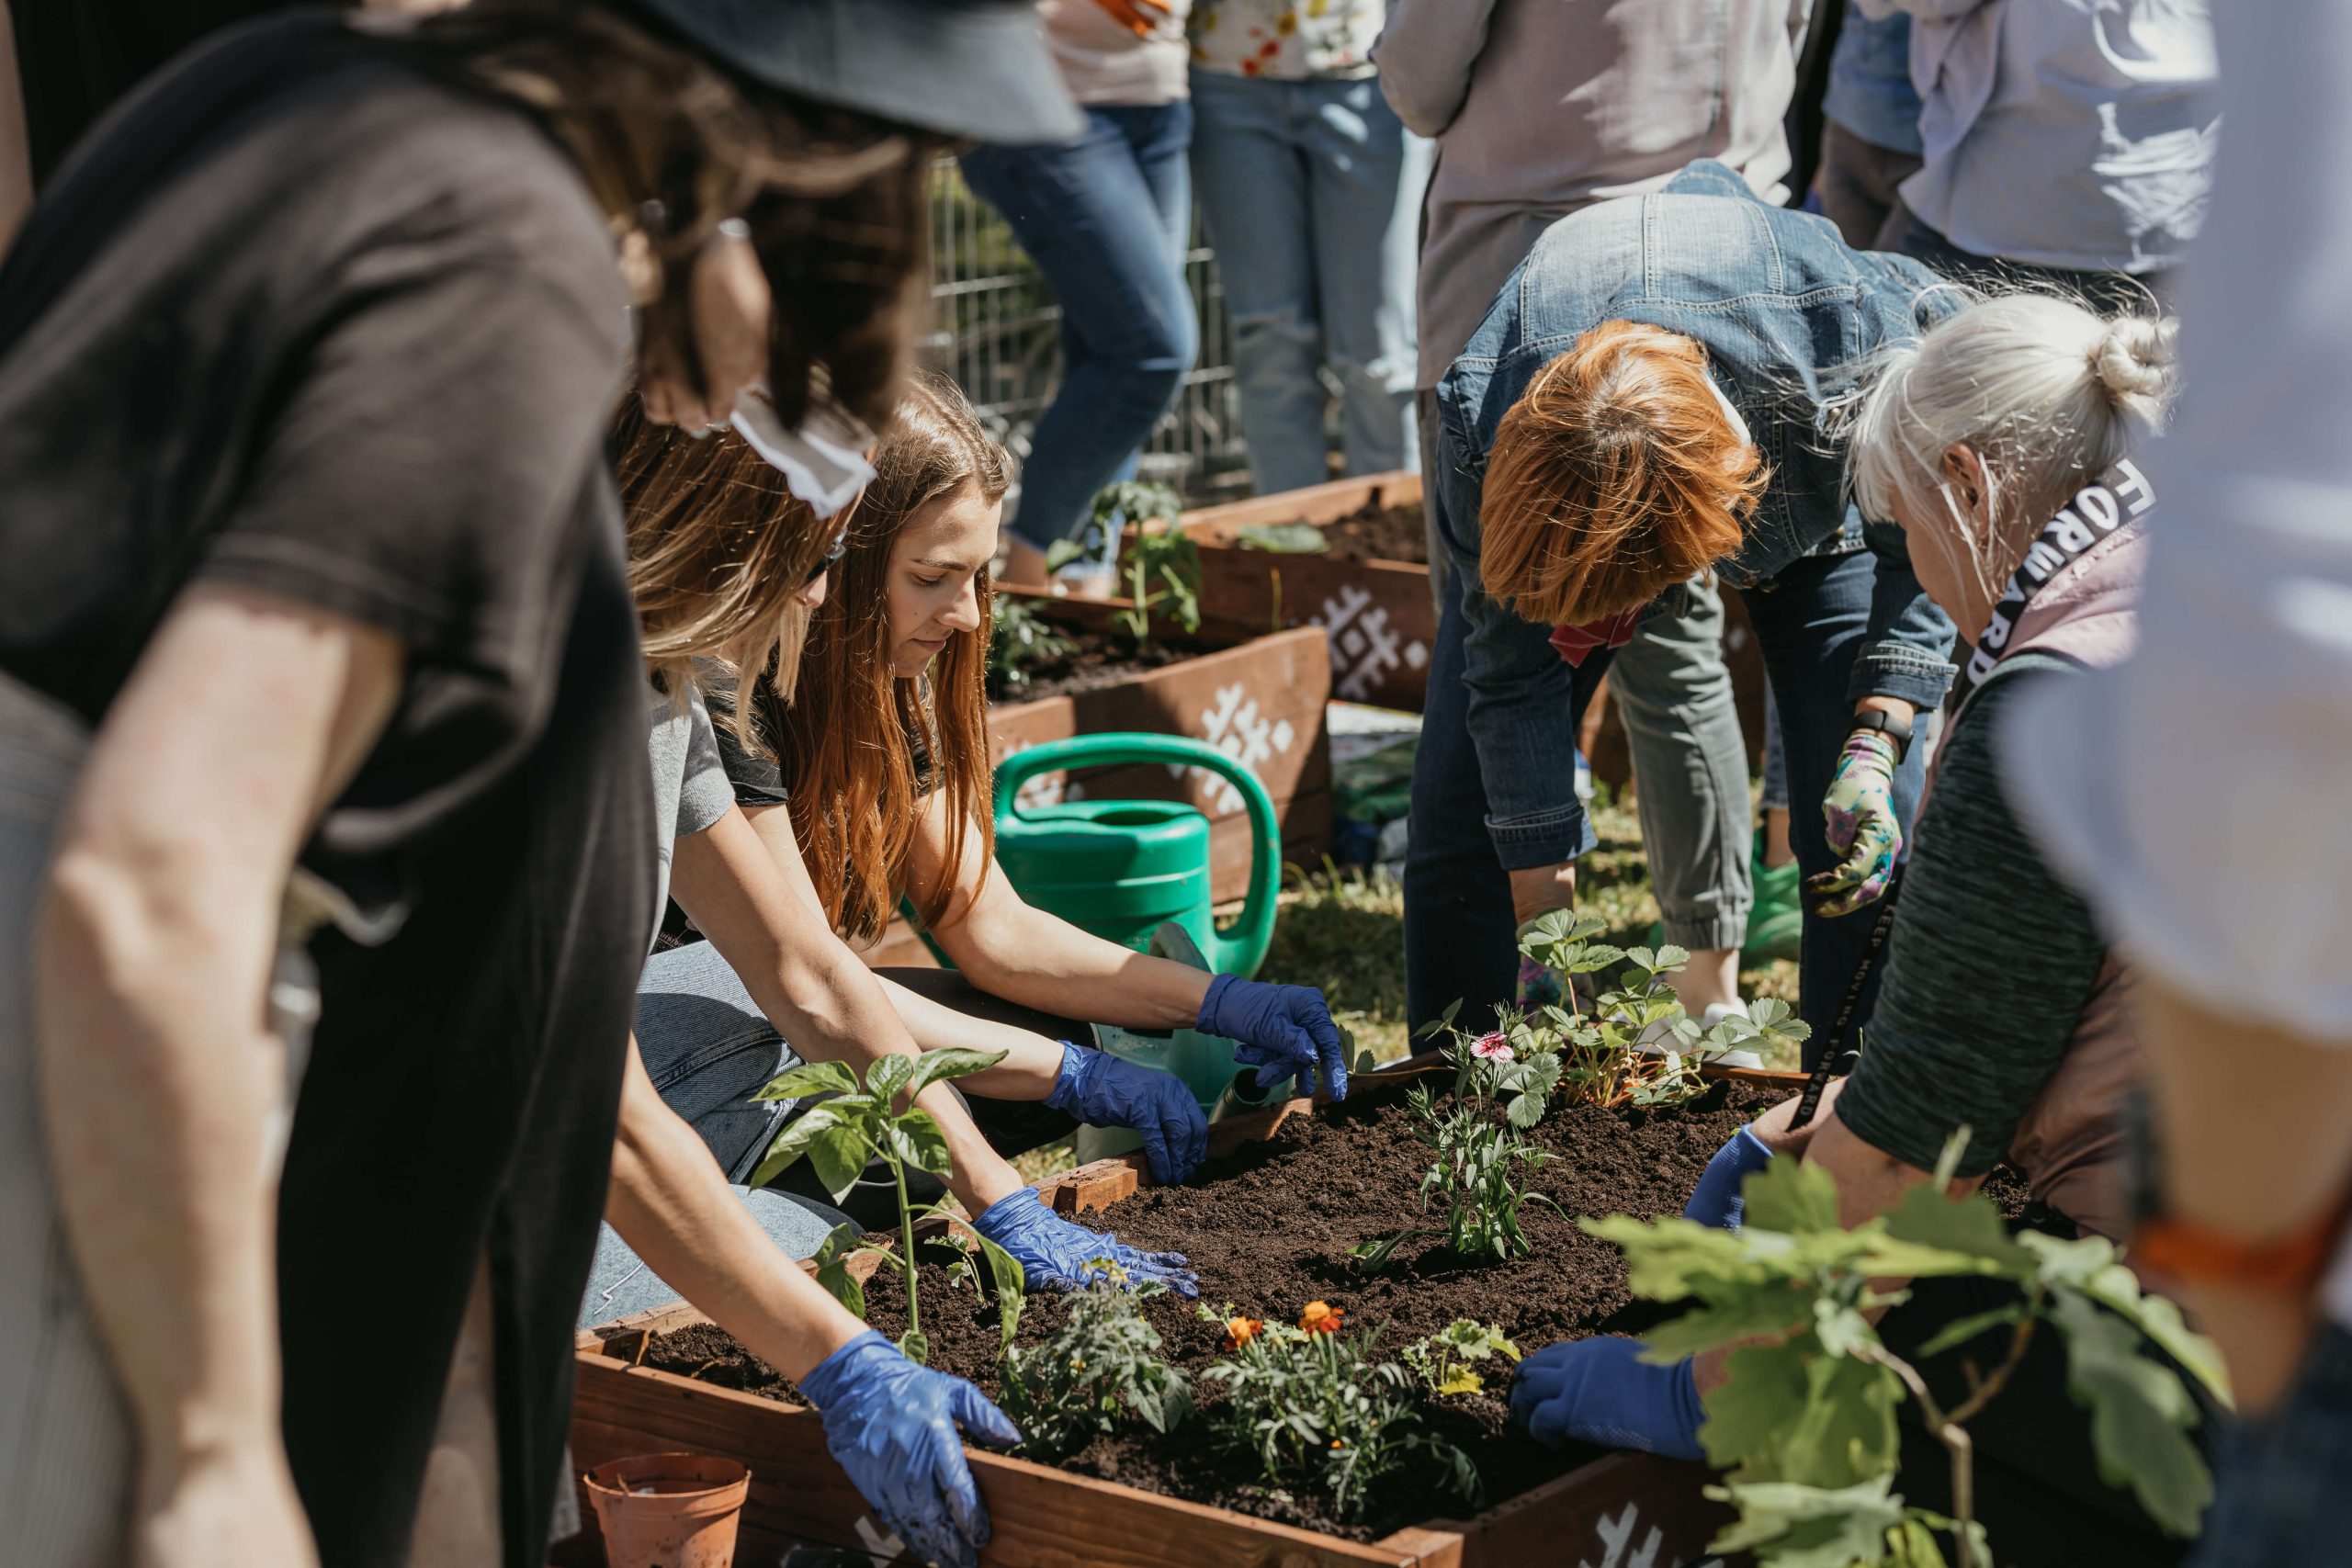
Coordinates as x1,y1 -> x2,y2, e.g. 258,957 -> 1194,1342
1189,0 -> 1384,80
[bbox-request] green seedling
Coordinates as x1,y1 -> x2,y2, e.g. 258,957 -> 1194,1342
1197,1303 -> 1479,1520
1349,1084 -> 1565,1271
1234,520 -> 1330,554
1046,480 -> 1202,645
988,596 -> 1075,694
1588,1131 -> 2229,1568
999,1263 -> 1189,1463
750,1049 -> 1024,1364
1403,1319 -> 1522,1397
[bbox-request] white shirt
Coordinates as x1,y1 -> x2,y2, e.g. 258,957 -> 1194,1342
1040,0 -> 1192,107
1990,1 -> 2352,1320
1862,0 -> 2219,274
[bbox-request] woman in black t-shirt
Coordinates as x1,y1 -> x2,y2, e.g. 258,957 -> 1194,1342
0,6 -> 1081,1568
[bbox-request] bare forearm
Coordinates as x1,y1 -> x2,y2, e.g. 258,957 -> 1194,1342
941,908 -> 1210,1033
36,868 -> 287,1451
874,973 -> 1066,1098
0,2 -> 28,257
2137,976 -> 2352,1409
1509,861 -> 1577,925
606,1050 -> 865,1382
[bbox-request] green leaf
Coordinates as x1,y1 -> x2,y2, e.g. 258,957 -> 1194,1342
1642,1282 -> 1818,1360
1702,1342 -> 1813,1475
745,1104 -> 851,1190
1812,1298 -> 1877,1359
904,1045 -> 1012,1100
899,1327 -> 932,1367
752,1059 -> 860,1102
1743,1157 -> 1846,1237
806,1121 -> 873,1202
1235,521 -> 1330,554
1504,1091 -> 1545,1130
1347,1228 -> 1427,1274
2050,1290 -> 2213,1537
1871,1182 -> 2032,1273
2061,1249 -> 2231,1404
885,1108 -> 956,1176
1654,944 -> 1691,971
1044,538 -> 1089,573
1912,1303 -> 2027,1360
810,1224 -> 868,1318
1777,1351 -> 1904,1490
1704,1475 -> 1906,1568
967,1225 -> 1027,1348
865,1052 -> 916,1104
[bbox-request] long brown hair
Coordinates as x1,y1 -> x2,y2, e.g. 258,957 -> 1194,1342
398,0 -> 934,428
613,398 -> 833,746
778,371 -> 1006,942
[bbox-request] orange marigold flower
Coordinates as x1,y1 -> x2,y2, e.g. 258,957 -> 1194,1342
1299,1301 -> 1345,1335
1223,1316 -> 1263,1351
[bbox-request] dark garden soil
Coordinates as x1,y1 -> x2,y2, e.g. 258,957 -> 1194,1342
639,1078 -> 1961,1541
1313,501 -> 1429,565
985,622 -> 1211,705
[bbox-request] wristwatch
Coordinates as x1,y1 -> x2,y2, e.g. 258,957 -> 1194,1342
1849,707 -> 1916,760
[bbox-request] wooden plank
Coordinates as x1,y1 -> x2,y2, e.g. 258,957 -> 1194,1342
1182,470 -> 1424,538
571,1353 -> 1462,1567
1442,1452 -> 1733,1568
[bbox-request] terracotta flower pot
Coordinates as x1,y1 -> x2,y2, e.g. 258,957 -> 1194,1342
582,1452 -> 752,1568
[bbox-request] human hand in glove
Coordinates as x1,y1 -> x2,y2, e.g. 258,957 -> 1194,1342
1682,1125 -> 1775,1230
970,1189 -> 1199,1297
1197,973 -> 1350,1100
797,1330 -> 1022,1568
1510,1337 -> 1704,1461
1045,1041 -> 1207,1186
1805,728 -> 1903,917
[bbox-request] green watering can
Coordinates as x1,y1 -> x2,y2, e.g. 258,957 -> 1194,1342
991,734 -> 1288,1151
990,732 -> 1280,981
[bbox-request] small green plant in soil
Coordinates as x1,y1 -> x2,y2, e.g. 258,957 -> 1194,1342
997,1262 -> 1189,1464
1402,1319 -> 1521,1398
987,596 -> 1075,696
1047,480 -> 1202,645
1196,1302 -> 1480,1522
1234,520 -> 1331,554
749,1048 -> 1023,1365
1589,1132 -> 2229,1568
1347,1083 -> 1564,1271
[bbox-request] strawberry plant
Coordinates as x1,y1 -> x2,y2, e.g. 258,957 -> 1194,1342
749,1048 -> 1024,1365
1195,1303 -> 1481,1520
1403,1319 -> 1522,1398
999,1262 -> 1189,1464
1586,1133 -> 2228,1568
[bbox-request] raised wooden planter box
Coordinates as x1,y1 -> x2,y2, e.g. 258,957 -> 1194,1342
569,1054 -> 1769,1567
1180,471 -> 1437,713
863,595 -> 1333,970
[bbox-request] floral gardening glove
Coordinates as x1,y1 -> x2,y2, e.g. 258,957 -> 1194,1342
1804,728 -> 1902,918
1517,955 -> 1565,1009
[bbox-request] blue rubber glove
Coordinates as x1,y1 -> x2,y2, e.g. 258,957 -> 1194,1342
1044,1041 -> 1207,1186
797,1329 -> 1021,1568
1510,1337 -> 1705,1461
1682,1125 -> 1775,1230
1196,973 -> 1350,1100
969,1189 -> 1199,1297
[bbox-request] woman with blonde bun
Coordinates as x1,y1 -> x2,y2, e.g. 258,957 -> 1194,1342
1510,292 -> 2222,1567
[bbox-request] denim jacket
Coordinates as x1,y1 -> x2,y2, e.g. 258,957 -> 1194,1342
1430,160 -> 1959,853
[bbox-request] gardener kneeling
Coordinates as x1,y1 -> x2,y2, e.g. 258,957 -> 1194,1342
1509,295 -> 2221,1565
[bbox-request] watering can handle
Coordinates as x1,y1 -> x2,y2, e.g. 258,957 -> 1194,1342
992,733 -> 1281,980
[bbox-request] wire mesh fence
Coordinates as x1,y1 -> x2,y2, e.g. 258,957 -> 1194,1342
919,154 -> 1256,510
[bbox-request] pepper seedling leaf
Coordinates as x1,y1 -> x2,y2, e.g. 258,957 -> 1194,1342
753,1058 -> 861,1102
903,1044 -> 1012,1101
810,1223 -> 868,1319
745,1103 -> 854,1191
884,1108 -> 955,1177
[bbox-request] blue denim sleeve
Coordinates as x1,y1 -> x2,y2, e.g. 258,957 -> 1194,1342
1848,515 -> 1959,708
1431,420 -> 1594,870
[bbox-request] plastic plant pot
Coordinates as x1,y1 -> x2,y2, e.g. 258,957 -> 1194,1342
582,1452 -> 752,1568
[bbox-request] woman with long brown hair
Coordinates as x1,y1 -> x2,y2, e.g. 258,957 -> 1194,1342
712,371 -> 1355,1164
0,4 -> 1081,1566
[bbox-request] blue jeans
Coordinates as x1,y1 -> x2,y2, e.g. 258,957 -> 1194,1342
1404,549 -> 1927,1058
2192,1324 -> 2352,1568
1187,70 -> 1428,492
960,104 -> 1198,557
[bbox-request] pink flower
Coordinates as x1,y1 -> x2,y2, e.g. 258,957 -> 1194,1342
1471,1032 -> 1515,1064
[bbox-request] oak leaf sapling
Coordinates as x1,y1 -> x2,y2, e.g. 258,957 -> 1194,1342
1196,1303 -> 1480,1520
1585,1132 -> 2228,1568
749,1048 -> 1024,1364
999,1263 -> 1189,1464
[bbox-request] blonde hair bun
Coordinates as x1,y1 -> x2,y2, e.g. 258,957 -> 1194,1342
2092,313 -> 2178,417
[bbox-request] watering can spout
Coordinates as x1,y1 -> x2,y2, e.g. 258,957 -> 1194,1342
990,732 -> 1281,980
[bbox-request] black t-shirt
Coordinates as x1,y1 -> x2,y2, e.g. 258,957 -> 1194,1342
0,17 -> 655,1567
7,0 -> 295,183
